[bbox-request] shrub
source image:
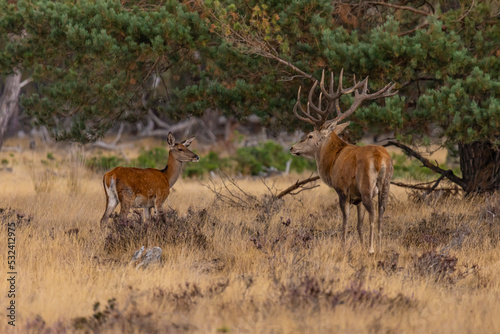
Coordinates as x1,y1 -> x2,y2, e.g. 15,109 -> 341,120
86,155 -> 126,172
413,251 -> 458,283
234,141 -> 315,176
184,151 -> 233,178
103,207 -> 212,254
134,147 -> 169,168
403,214 -> 453,249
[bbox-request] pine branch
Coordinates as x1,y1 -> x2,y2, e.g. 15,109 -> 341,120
205,6 -> 316,82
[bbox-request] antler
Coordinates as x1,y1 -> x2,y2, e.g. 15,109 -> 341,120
293,69 -> 398,129
293,81 -> 331,127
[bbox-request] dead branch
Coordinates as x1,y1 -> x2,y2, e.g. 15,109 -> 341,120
396,0 -> 475,36
385,141 -> 466,190
204,6 -> 316,81
366,1 -> 432,16
259,176 -> 279,197
205,178 -> 245,207
204,173 -> 260,208
138,112 -> 197,138
19,78 -> 32,88
224,173 -> 258,202
147,109 -> 172,129
276,175 -> 321,199
398,20 -> 431,36
390,180 -> 461,192
93,123 -> 125,150
219,174 -> 252,206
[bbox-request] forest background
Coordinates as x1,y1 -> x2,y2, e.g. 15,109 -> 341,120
0,0 -> 498,192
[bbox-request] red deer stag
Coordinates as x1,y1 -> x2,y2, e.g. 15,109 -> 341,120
100,132 -> 199,226
290,69 -> 397,254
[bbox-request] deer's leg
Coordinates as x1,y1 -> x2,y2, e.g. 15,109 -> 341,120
117,188 -> 133,222
100,195 -> 119,227
144,207 -> 152,222
154,196 -> 166,220
356,203 -> 365,246
338,193 -> 350,246
362,195 -> 376,254
100,180 -> 119,227
377,179 -> 392,250
119,201 -> 131,222
377,193 -> 385,251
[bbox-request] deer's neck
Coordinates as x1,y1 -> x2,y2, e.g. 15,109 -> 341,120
316,133 -> 350,177
162,151 -> 185,188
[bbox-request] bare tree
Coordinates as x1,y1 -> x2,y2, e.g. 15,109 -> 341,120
0,71 -> 31,150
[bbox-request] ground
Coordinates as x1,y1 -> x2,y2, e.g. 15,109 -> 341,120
0,137 -> 498,333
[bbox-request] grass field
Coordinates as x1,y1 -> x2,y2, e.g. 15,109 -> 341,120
0,140 -> 499,333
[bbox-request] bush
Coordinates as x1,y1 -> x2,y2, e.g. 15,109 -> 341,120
184,151 -> 233,178
103,207 -> 211,254
234,141 -> 315,176
86,155 -> 126,172
86,147 -> 169,172
134,147 -> 169,168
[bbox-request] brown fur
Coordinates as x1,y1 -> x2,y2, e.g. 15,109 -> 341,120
291,124 -> 393,253
100,134 -> 199,226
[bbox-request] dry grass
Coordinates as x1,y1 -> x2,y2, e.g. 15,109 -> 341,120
0,143 -> 499,333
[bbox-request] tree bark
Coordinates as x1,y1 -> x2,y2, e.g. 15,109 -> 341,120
0,72 -> 23,150
459,141 -> 500,194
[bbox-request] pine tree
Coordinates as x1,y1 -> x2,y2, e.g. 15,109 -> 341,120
0,0 -> 207,143
198,0 -> 499,193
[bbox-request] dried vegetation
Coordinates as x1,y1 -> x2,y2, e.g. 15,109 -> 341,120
1,160 -> 499,333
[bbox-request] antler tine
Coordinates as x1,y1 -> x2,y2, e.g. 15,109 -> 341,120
337,68 -> 344,94
336,78 -> 398,123
330,72 -> 334,96
294,69 -> 399,129
307,80 -> 328,117
341,74 -> 368,95
293,101 -> 316,126
365,82 -> 399,99
326,75 -> 369,124
320,70 -> 341,101
321,68 -> 367,99
359,76 -> 369,95
338,68 -> 365,94
293,86 -> 322,126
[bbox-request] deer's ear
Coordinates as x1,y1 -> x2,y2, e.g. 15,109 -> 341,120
167,132 -> 175,147
322,121 -> 338,136
334,121 -> 350,134
181,136 -> 195,147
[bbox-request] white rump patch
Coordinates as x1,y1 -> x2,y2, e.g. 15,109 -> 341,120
105,177 -> 119,208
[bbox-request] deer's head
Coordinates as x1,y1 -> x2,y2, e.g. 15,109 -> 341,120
290,69 -> 398,159
167,132 -> 199,163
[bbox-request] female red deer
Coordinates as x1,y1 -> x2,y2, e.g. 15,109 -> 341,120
290,69 -> 397,254
100,132 -> 199,226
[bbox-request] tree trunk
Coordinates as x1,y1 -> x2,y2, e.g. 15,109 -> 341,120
459,141 -> 500,194
0,72 -> 23,150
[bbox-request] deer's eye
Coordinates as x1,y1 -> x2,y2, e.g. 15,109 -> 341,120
308,135 -> 313,139
179,149 -> 184,152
